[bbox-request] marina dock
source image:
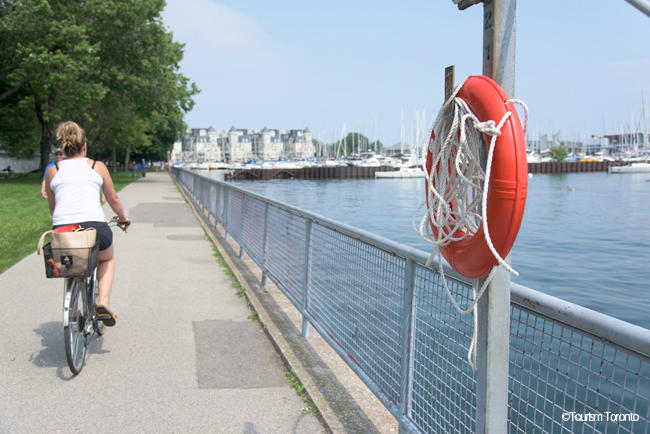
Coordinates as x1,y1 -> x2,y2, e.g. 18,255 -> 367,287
225,165 -> 397,180
222,160 -> 646,181
526,159 -> 641,174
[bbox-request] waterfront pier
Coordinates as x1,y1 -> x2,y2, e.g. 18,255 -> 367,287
226,165 -> 397,181
222,160 -> 644,181
527,159 -> 638,174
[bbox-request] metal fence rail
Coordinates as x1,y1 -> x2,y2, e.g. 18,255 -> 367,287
172,168 -> 649,434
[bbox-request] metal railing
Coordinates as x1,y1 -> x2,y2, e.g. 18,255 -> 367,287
172,168 -> 650,434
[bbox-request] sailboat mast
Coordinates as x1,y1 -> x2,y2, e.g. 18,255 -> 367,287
641,91 -> 650,151
373,116 -> 377,152
400,107 -> 405,155
337,122 -> 346,159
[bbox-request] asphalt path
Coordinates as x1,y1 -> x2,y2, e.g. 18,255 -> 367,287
0,172 -> 323,433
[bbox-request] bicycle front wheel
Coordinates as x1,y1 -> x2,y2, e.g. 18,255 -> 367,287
63,278 -> 87,375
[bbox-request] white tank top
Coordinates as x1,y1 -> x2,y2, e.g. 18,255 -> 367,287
51,158 -> 105,225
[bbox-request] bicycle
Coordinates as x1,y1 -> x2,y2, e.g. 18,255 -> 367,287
63,216 -> 128,375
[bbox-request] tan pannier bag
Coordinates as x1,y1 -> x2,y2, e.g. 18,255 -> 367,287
37,226 -> 98,278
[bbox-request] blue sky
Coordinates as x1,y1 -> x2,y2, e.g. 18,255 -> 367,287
162,0 -> 650,147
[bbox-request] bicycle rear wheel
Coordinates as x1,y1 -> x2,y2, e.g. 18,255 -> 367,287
63,278 -> 88,375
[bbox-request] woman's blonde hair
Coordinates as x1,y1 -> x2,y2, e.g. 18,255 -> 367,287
56,121 -> 86,156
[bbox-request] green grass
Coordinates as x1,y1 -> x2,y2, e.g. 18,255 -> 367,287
0,171 -> 135,274
211,243 -> 246,298
111,171 -> 138,192
285,369 -> 320,418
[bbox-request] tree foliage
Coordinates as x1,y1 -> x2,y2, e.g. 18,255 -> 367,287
331,132 -> 369,157
0,0 -> 198,171
316,133 -> 385,158
369,140 -> 384,152
549,144 -> 569,162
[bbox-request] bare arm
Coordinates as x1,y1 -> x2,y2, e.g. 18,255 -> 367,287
95,161 -> 129,223
44,166 -> 57,215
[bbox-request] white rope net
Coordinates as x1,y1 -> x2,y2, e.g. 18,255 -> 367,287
414,79 -> 528,371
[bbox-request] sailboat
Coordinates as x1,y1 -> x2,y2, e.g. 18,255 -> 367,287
375,167 -> 425,178
608,162 -> 650,173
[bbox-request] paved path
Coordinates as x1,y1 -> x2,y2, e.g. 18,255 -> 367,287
0,172 -> 323,433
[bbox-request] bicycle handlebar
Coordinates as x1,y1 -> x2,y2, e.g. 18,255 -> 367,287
108,215 -> 131,232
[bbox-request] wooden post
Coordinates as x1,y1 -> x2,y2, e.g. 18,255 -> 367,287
444,65 -> 455,101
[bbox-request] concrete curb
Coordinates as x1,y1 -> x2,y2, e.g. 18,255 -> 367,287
172,175 -> 380,434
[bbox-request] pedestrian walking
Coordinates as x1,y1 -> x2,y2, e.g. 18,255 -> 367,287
41,149 -> 65,198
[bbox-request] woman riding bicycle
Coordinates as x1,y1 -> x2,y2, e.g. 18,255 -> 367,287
44,121 -> 131,326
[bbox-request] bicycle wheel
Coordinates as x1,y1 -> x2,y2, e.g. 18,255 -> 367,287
63,278 -> 87,375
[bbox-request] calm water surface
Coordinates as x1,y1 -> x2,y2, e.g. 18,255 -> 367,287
214,171 -> 650,328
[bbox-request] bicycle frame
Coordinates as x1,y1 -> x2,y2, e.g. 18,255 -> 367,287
62,216 -> 126,374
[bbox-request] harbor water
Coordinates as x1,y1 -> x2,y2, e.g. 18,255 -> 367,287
199,170 -> 650,329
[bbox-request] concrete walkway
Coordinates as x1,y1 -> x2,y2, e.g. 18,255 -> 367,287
0,172 -> 323,433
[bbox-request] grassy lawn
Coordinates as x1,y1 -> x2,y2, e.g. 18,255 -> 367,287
0,171 -> 136,274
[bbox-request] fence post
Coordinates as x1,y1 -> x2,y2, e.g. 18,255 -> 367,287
201,177 -> 208,216
224,188 -> 231,241
239,195 -> 245,258
215,184 -> 222,231
301,219 -> 313,338
261,202 -> 269,289
475,261 -> 511,434
398,258 -> 416,431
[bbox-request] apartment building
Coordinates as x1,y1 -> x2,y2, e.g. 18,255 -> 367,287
182,126 -> 315,162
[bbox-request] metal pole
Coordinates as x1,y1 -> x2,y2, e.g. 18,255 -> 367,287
224,188 -> 230,241
239,195 -> 245,258
475,259 -> 511,434
624,0 -> 650,17
476,1 -> 514,433
398,259 -> 416,432
261,202 -> 269,289
482,0 -> 516,95
301,219 -> 313,338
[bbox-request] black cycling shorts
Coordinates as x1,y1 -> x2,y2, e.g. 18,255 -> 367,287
52,221 -> 113,251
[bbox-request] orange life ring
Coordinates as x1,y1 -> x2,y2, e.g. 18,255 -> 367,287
426,75 -> 527,279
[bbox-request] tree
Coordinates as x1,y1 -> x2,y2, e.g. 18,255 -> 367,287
87,96 -> 151,168
0,0 -> 106,171
369,140 -> 384,152
332,132 -> 370,157
311,138 -> 328,157
0,0 -> 197,172
84,0 -> 197,167
549,143 -> 569,162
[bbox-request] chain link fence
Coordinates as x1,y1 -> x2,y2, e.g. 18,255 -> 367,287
173,168 -> 649,433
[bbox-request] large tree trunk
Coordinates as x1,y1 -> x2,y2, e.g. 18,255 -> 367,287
35,102 -> 54,176
123,143 -> 132,172
112,145 -> 117,173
